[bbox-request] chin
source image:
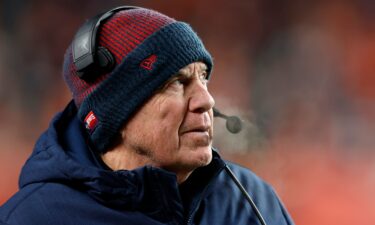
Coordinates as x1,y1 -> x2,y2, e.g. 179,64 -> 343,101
166,148 -> 212,183
167,146 -> 212,174
188,146 -> 213,168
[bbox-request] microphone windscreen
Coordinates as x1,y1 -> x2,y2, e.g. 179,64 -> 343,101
226,116 -> 242,133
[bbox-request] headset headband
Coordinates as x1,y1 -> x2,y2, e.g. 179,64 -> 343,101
72,6 -> 139,80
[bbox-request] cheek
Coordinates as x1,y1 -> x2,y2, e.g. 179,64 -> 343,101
155,105 -> 187,153
125,95 -> 187,156
155,97 -> 186,130
146,103 -> 185,147
156,111 -> 184,143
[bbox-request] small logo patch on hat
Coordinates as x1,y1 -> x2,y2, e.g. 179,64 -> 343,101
84,111 -> 98,132
140,54 -> 157,70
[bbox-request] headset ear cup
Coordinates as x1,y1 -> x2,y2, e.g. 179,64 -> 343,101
97,46 -> 116,73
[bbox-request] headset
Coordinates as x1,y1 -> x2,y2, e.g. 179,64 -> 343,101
72,6 -> 139,81
213,108 -> 243,133
214,109 -> 267,224
73,6 -> 265,224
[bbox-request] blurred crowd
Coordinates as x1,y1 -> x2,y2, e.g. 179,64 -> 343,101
1,0 -> 374,224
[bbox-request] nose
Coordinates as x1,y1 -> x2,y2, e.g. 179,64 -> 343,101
188,81 -> 215,113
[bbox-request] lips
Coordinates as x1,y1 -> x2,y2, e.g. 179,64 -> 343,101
180,125 -> 210,134
188,126 -> 210,133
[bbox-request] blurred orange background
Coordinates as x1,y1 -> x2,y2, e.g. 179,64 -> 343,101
1,0 -> 374,224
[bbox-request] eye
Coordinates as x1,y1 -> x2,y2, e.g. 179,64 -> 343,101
171,77 -> 188,87
199,72 -> 209,86
172,78 -> 185,86
163,76 -> 188,92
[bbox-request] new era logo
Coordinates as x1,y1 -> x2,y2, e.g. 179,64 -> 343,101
140,54 -> 157,70
84,111 -> 98,132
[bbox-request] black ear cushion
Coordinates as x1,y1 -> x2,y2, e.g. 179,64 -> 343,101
97,46 -> 116,72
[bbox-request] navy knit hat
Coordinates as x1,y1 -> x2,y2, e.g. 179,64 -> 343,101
63,7 -> 213,153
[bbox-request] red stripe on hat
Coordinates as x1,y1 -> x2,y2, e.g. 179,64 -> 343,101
106,21 -> 140,49
100,30 -> 132,63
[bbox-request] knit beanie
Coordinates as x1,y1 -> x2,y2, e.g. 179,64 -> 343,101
63,7 -> 213,153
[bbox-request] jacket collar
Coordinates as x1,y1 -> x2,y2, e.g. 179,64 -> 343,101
20,101 -> 226,223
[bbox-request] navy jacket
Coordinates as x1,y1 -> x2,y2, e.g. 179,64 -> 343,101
0,102 -> 294,225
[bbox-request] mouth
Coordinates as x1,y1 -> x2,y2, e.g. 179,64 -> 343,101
181,125 -> 210,134
179,125 -> 212,147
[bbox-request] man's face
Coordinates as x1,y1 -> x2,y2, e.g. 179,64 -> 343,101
120,62 -> 215,176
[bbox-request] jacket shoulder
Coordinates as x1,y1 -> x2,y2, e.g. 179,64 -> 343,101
225,161 -> 268,186
211,161 -> 295,225
0,182 -> 92,225
0,183 -> 46,225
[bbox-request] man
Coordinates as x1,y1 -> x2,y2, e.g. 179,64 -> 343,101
0,6 -> 294,225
